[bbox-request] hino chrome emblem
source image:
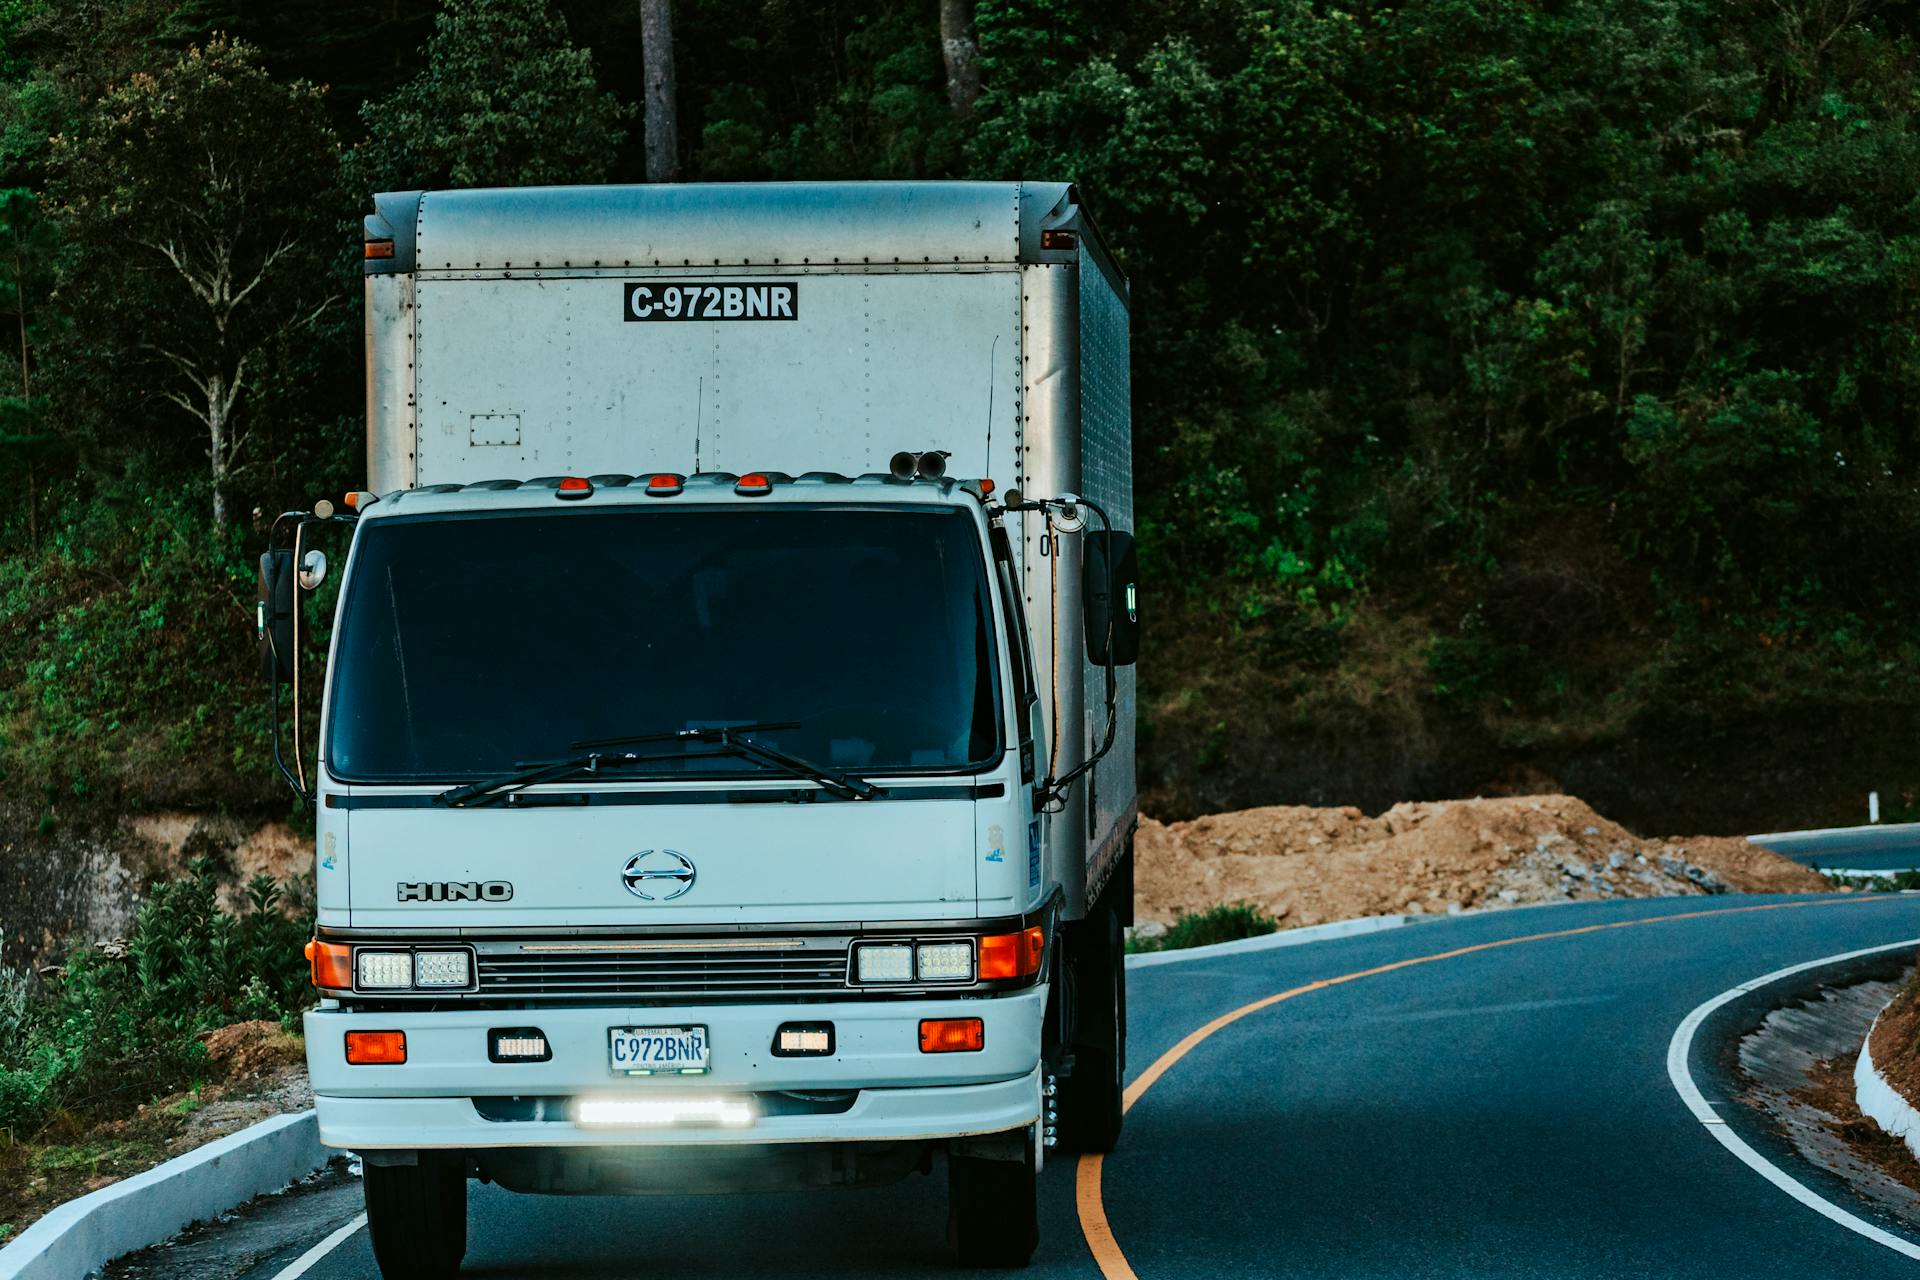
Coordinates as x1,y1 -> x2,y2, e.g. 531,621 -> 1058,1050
622,850 -> 696,901
397,881 -> 513,903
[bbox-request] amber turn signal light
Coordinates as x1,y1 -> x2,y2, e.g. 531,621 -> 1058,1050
919,1018 -> 985,1053
345,1031 -> 408,1065
978,926 -> 1045,980
308,940 -> 352,990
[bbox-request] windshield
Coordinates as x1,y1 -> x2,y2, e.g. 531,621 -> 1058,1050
325,506 -> 1002,783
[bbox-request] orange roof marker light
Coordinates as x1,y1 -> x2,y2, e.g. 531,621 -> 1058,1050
645,473 -> 685,497
556,476 -> 594,501
735,472 -> 774,497
342,490 -> 376,511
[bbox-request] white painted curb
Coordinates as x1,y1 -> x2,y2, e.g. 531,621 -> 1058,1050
1855,1015 -> 1920,1163
1125,912 -> 1414,969
0,1109 -> 327,1280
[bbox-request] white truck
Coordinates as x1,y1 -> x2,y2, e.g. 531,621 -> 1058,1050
256,181 -> 1137,1276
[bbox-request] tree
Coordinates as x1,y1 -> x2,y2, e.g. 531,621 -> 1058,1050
939,0 -> 980,116
47,38 -> 343,527
347,0 -> 632,192
640,0 -> 679,181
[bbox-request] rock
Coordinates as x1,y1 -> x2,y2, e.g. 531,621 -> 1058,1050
1608,851 -> 1629,870
1562,860 -> 1590,880
1129,921 -> 1168,942
1584,826 -> 1599,835
1497,889 -> 1521,903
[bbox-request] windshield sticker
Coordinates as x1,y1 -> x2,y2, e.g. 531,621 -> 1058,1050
985,823 -> 1005,863
624,281 -> 798,322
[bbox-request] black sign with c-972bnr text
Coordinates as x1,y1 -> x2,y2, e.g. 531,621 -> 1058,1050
624,281 -> 799,322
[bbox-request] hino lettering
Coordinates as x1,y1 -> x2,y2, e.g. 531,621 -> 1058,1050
624,280 -> 797,321
260,182 -> 1137,1278
397,881 -> 513,903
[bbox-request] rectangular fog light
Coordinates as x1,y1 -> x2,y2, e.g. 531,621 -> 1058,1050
575,1095 -> 754,1128
489,1027 -> 552,1063
915,941 -> 973,982
413,949 -> 472,989
772,1022 -> 834,1056
355,950 -> 413,990
853,943 -> 913,984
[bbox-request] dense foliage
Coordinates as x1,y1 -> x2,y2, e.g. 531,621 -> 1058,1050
0,860 -> 309,1136
2,0 -> 1918,831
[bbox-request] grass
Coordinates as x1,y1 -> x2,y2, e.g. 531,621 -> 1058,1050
1825,870 -> 1920,893
1127,902 -> 1280,953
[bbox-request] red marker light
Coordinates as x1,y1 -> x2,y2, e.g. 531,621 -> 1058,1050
735,473 -> 773,496
556,476 -> 593,500
645,473 -> 685,496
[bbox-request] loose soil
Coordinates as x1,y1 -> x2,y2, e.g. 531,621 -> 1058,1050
1870,967 -> 1920,1105
0,1022 -> 310,1245
1135,793 -> 1830,930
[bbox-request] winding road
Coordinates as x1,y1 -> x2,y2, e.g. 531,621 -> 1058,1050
138,893 -> 1920,1279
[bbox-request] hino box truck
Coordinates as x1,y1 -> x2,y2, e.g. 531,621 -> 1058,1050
256,181 -> 1137,1275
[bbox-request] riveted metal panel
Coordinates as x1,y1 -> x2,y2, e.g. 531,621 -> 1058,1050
364,272 -> 416,492
407,269 -> 1020,486
410,183 -> 1026,274
1077,248 -> 1136,904
1019,262 -> 1088,917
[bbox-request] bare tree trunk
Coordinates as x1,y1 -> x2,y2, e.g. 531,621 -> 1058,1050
940,0 -> 980,117
209,375 -> 228,527
641,0 -> 681,183
12,244 -> 28,400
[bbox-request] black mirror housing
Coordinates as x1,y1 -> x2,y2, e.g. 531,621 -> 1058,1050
1083,529 -> 1139,667
257,549 -> 295,683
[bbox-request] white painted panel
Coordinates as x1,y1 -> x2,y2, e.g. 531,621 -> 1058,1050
411,270 -> 1020,488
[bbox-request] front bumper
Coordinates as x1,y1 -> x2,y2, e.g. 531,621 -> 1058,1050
305,987 -> 1043,1149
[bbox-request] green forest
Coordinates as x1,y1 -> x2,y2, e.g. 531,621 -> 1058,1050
4,0 -> 1920,840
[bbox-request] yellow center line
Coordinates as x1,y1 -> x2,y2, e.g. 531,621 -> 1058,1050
1074,893 -> 1911,1280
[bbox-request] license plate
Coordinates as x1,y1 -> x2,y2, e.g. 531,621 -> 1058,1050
608,1026 -> 711,1075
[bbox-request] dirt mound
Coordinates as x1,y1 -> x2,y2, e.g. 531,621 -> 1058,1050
202,1019 -> 305,1084
1135,794 -> 1830,930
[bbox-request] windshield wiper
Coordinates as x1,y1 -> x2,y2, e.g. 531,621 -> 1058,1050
438,723 -> 875,807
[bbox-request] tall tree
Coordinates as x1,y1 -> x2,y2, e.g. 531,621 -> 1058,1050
348,0 -> 632,192
47,38 -> 343,527
641,0 -> 680,181
939,0 -> 979,116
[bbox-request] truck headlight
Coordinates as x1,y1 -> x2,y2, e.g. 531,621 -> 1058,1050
356,951 -> 414,990
914,941 -> 973,982
413,950 -> 472,988
853,943 -> 914,984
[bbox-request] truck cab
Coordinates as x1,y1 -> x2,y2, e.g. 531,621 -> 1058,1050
259,182 -> 1137,1275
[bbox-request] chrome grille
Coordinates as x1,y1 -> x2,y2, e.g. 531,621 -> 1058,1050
475,939 -> 850,1000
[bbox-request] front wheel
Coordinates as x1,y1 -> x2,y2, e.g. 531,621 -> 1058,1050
948,1131 -> 1039,1267
364,1152 -> 468,1279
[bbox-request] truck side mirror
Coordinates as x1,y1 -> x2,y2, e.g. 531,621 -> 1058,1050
1083,530 -> 1139,667
257,549 -> 295,683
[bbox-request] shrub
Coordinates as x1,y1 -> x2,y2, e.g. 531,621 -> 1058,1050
0,860 -> 309,1136
1128,902 -> 1279,953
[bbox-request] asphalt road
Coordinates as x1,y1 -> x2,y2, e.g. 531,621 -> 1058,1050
165,892 -> 1920,1279
1751,824 -> 1920,875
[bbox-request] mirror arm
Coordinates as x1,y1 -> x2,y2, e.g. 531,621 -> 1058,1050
1035,496 -> 1119,811
262,508 -> 357,810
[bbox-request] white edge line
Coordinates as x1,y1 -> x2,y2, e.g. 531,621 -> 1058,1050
270,1212 -> 367,1280
1665,936 -> 1920,1260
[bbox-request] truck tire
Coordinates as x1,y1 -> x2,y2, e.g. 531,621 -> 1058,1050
948,1132 -> 1039,1268
1057,904 -> 1126,1152
365,1153 -> 468,1279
